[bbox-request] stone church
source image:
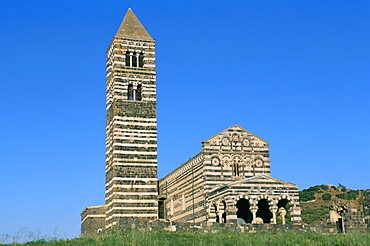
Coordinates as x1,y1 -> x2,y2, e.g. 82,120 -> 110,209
81,9 -> 302,235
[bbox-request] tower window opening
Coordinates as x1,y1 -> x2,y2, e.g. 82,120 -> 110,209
128,84 -> 134,100
125,51 -> 131,66
136,84 -> 142,101
139,52 -> 144,67
125,51 -> 145,67
233,162 -> 240,176
127,84 -> 142,101
132,52 -> 138,67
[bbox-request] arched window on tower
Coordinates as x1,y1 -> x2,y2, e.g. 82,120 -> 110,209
132,52 -> 137,67
127,84 -> 134,100
125,51 -> 131,66
139,52 -> 144,67
136,84 -> 142,101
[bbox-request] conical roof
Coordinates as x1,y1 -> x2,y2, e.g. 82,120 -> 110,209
116,8 -> 153,40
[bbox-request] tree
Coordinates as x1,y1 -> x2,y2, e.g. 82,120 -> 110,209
322,193 -> 332,201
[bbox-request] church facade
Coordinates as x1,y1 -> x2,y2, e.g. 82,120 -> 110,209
81,9 -> 301,235
158,125 -> 301,225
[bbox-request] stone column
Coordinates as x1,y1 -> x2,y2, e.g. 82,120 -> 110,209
129,52 -> 133,67
270,205 -> 278,224
279,207 -> 286,225
250,206 -> 258,224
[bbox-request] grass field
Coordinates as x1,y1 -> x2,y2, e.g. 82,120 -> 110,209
2,230 -> 370,246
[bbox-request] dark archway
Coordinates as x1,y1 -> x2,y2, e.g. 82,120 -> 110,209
236,198 -> 253,223
256,199 -> 272,223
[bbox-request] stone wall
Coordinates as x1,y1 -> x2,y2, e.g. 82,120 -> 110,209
361,190 -> 370,230
328,192 -> 370,233
81,205 -> 107,236
106,219 -> 337,234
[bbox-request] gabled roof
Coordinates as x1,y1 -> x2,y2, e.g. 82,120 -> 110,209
228,174 -> 298,188
116,8 -> 153,40
203,124 -> 269,145
209,174 -> 299,194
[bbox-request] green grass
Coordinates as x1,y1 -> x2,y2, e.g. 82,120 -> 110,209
2,230 -> 370,246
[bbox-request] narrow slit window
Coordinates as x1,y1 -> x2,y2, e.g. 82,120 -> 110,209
128,84 -> 133,100
139,52 -> 144,67
136,84 -> 142,101
132,52 -> 137,67
125,51 -> 130,66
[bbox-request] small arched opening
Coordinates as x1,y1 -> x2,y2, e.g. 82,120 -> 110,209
136,84 -> 142,101
256,199 -> 272,223
132,52 -> 138,67
236,198 -> 252,223
125,51 -> 130,66
277,199 -> 291,224
127,84 -> 134,100
139,52 -> 144,67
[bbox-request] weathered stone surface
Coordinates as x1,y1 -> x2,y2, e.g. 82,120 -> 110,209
159,125 -> 301,225
328,194 -> 370,233
81,205 -> 107,236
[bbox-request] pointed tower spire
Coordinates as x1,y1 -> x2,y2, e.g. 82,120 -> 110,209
116,8 -> 153,40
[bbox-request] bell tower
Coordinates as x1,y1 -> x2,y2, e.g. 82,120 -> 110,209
105,8 -> 158,228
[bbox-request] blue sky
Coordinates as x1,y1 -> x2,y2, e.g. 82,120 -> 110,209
0,0 -> 369,240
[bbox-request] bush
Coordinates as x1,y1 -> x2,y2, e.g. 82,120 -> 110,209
299,191 -> 315,201
331,186 -> 337,190
304,185 -> 321,193
320,185 -> 329,191
341,187 -> 347,192
336,190 -> 359,200
322,193 -> 332,201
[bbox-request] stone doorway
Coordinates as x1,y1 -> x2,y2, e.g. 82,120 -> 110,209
256,199 -> 272,223
236,198 -> 253,223
158,198 -> 166,219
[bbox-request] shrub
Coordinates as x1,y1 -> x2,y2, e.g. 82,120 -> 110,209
336,190 -> 358,200
304,185 -> 321,193
322,193 -> 332,201
331,186 -> 337,190
320,185 -> 329,191
299,191 -> 315,201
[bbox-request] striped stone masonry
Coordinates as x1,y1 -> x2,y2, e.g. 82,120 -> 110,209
81,8 -> 158,234
104,9 -> 158,229
81,9 -> 305,236
159,125 -> 302,225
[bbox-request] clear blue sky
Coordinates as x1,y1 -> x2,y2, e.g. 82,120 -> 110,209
0,0 -> 369,240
